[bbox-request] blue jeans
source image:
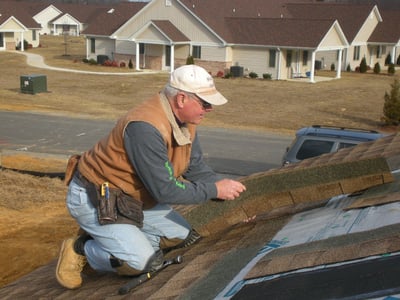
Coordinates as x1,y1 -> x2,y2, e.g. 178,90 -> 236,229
66,176 -> 191,272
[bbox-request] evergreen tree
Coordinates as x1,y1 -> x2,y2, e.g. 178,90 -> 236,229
359,57 -> 368,73
382,79 -> 400,125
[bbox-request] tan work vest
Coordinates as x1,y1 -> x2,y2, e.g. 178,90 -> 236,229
78,94 -> 196,209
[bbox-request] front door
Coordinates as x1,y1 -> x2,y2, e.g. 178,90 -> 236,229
165,45 -> 171,68
0,33 -> 4,49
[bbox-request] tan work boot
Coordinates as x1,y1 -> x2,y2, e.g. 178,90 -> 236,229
56,238 -> 87,289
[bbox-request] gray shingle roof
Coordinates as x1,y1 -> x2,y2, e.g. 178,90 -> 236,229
1,130 -> 399,299
82,2 -> 147,36
369,9 -> 400,44
284,2 -> 378,42
0,1 -> 41,28
223,17 -> 337,48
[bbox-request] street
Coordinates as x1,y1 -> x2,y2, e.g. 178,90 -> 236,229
0,111 -> 292,177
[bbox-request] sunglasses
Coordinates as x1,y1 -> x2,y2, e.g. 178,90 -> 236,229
190,94 -> 212,110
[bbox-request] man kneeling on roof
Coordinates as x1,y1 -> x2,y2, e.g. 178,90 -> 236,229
55,65 -> 246,289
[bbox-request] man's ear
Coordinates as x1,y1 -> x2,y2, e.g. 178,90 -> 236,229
176,92 -> 186,108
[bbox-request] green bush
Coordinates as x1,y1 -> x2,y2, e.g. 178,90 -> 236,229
128,59 -> 133,69
359,57 -> 368,73
16,39 -> 29,50
249,72 -> 258,79
330,63 -> 335,71
82,58 -> 89,63
382,79 -> 400,125
262,73 -> 272,80
224,72 -> 232,79
388,63 -> 396,75
346,64 -> 351,72
186,56 -> 194,65
88,58 -> 97,65
373,62 -> 381,74
397,54 -> 400,66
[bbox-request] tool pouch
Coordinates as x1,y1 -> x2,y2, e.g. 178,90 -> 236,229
96,188 -> 118,225
88,185 -> 143,227
116,192 -> 144,228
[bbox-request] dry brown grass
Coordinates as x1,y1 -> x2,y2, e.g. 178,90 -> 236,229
1,35 -> 399,135
0,35 -> 399,288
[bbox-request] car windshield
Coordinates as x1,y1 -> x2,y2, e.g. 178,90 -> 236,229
296,139 -> 334,160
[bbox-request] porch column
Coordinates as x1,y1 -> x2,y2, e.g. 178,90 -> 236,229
20,32 -> 24,51
336,49 -> 342,79
391,47 -> 396,64
310,51 -> 316,83
135,43 -> 140,71
276,49 -> 281,80
170,44 -> 175,72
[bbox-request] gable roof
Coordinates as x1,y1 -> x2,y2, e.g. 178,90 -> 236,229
223,18 -> 345,48
50,2 -> 111,25
368,9 -> 400,44
1,131 -> 399,299
133,20 -> 190,43
0,1 -> 41,29
83,2 -> 148,36
284,3 -> 382,42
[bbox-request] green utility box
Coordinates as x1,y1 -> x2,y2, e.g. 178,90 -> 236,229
20,74 -> 47,94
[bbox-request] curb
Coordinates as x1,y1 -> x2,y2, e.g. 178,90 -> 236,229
0,149 -> 69,176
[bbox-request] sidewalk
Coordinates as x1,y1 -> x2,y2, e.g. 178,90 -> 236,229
14,51 -> 159,76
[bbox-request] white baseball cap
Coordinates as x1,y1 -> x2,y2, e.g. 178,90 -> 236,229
169,65 -> 228,105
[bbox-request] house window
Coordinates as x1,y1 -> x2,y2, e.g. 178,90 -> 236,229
302,50 -> 308,66
192,46 -> 201,59
90,38 -> 95,53
139,43 -> 145,54
353,46 -> 360,60
32,30 -> 37,41
269,49 -> 276,68
286,50 -> 292,67
376,45 -> 381,58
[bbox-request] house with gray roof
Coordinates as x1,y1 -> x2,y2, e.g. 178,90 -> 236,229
83,0 -> 349,82
0,1 -> 41,51
368,9 -> 400,69
286,3 -> 400,70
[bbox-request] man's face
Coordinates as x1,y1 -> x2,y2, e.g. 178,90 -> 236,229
178,92 -> 213,125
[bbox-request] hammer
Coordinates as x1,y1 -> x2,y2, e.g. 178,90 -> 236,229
118,255 -> 183,295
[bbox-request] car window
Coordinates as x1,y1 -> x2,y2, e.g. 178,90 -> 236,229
338,142 -> 357,149
296,139 -> 334,160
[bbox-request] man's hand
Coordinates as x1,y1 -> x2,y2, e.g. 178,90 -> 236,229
215,179 -> 246,201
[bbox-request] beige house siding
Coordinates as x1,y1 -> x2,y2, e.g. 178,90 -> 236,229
4,32 -> 16,50
87,37 -> 115,61
200,46 -> 226,61
52,14 -> 81,36
345,8 -> 381,71
315,23 -> 348,71
33,5 -> 62,35
232,47 -> 269,78
115,0 -> 221,45
0,17 -> 38,50
115,40 -> 136,56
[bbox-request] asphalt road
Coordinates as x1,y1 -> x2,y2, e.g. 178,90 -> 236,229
0,111 -> 292,177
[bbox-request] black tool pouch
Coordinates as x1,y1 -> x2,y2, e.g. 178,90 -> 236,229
97,189 -> 118,225
87,183 -> 143,227
116,192 -> 144,228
